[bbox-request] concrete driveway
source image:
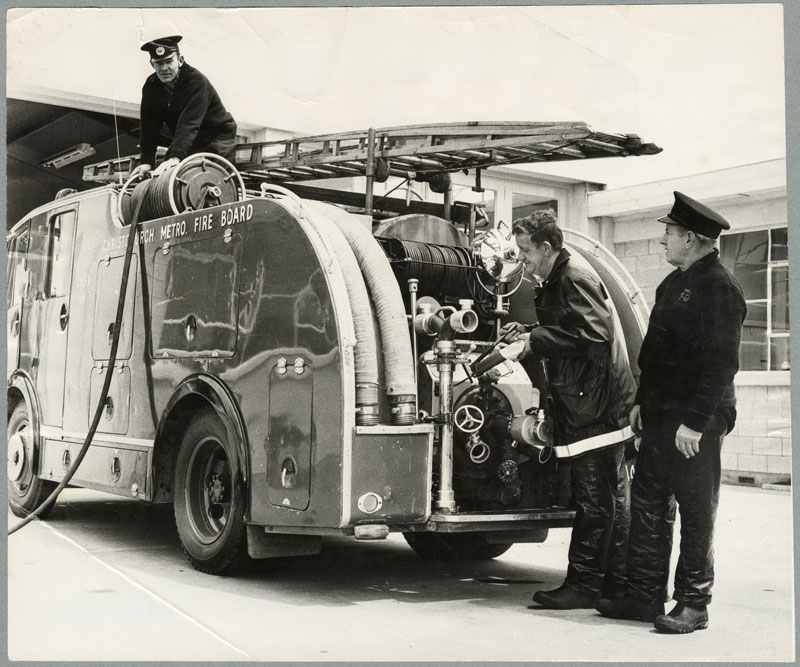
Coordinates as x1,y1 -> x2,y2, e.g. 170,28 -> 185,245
7,484 -> 795,662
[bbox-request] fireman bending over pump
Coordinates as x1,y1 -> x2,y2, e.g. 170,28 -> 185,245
501,210 -> 637,610
131,35 -> 238,179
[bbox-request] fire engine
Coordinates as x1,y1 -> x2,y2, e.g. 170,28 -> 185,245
7,122 -> 659,573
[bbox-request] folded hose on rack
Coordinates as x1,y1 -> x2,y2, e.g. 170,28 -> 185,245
324,206 -> 417,425
300,199 -> 381,426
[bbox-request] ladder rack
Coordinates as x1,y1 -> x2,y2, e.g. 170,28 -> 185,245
82,121 -> 661,185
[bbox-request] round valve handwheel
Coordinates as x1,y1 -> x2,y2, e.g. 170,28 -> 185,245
454,404 -> 485,433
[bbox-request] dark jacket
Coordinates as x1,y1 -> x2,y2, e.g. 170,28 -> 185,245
635,249 -> 747,433
526,248 -> 637,447
139,61 -> 237,167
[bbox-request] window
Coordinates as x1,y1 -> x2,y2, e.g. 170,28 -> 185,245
7,229 -> 29,307
451,186 -> 496,227
511,193 -> 558,221
720,227 -> 789,371
46,210 -> 76,298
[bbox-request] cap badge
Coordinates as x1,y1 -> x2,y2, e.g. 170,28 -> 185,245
156,46 -> 165,56
679,289 -> 692,302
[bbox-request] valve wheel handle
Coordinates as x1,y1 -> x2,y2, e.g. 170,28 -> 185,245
454,404 -> 485,433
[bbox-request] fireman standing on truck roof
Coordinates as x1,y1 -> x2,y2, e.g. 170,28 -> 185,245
131,35 -> 237,179
596,192 -> 747,634
501,209 -> 637,610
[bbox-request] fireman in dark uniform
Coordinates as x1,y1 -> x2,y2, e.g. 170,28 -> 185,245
502,210 -> 637,610
597,191 -> 747,633
131,35 -> 237,179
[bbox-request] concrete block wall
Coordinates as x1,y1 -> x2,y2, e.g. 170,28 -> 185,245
614,237 -> 672,309
722,384 -> 792,482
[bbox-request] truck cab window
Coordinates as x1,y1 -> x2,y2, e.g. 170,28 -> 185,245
6,228 -> 30,307
46,210 -> 76,298
7,228 -> 30,307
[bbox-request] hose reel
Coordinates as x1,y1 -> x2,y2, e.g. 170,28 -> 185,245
119,153 -> 246,225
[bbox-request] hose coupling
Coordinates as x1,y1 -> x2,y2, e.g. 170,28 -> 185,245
389,395 -> 417,425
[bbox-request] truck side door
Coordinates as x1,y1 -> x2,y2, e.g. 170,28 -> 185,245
37,208 -> 78,428
18,214 -> 47,379
6,224 -> 30,380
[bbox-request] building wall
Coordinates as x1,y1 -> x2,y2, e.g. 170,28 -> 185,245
722,383 -> 792,483
612,234 -> 671,310
589,160 -> 791,485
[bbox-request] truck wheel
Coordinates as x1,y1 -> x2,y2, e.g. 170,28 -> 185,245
7,402 -> 58,519
403,532 -> 512,561
173,409 -> 247,574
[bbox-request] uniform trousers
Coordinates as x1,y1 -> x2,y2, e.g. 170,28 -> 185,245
565,442 -> 630,597
626,406 -> 726,607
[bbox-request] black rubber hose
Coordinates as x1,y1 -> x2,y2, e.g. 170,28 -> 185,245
8,177 -> 153,536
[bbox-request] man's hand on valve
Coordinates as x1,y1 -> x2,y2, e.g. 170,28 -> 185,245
499,321 -> 527,336
675,423 -> 703,458
499,322 -> 529,346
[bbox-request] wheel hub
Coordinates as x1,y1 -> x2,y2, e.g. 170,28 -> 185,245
207,473 -> 226,504
7,432 -> 28,482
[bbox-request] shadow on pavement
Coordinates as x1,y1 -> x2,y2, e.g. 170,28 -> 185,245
35,491 -> 572,611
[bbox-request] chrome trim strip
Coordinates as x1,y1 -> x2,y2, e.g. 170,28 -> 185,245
429,510 -> 575,523
355,424 -> 435,435
44,427 -> 153,449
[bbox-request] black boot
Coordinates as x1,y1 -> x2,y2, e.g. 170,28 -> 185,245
654,603 -> 709,634
532,584 -> 597,610
601,582 -> 627,600
596,595 -> 665,622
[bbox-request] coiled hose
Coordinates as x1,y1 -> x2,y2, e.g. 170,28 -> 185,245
8,177 -> 151,536
384,238 -> 474,295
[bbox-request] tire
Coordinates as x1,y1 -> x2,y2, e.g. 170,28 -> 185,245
173,409 -> 247,574
7,402 -> 58,519
403,532 -> 512,561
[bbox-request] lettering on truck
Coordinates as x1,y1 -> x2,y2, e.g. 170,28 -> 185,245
160,220 -> 187,241
102,228 -> 155,254
100,204 -> 254,253
220,204 -> 253,226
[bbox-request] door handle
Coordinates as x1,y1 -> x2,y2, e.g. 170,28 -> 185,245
185,315 -> 197,342
59,304 -> 69,331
